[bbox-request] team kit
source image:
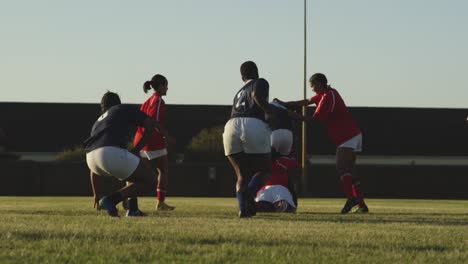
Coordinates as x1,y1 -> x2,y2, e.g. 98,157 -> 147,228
84,61 -> 368,218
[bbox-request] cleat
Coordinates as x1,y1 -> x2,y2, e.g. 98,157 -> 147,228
245,192 -> 257,216
353,204 -> 369,214
125,209 -> 147,217
156,201 -> 176,211
340,197 -> 360,214
239,210 -> 252,218
99,196 -> 119,217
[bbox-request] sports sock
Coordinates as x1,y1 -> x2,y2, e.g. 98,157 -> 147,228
341,174 -> 354,199
108,192 -> 123,206
352,183 -> 366,207
157,188 -> 166,203
247,172 -> 263,196
236,191 -> 247,212
128,197 -> 139,212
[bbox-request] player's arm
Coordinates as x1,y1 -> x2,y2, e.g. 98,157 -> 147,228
148,101 -> 171,143
310,94 -> 331,122
131,118 -> 160,154
274,98 -> 312,108
253,93 -> 274,116
252,79 -> 275,119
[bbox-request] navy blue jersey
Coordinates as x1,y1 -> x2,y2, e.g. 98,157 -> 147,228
230,78 -> 269,121
84,105 -> 149,152
269,102 -> 293,131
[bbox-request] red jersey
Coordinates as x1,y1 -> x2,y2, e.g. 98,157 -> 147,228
258,156 -> 298,193
133,93 -> 166,151
309,88 -> 361,146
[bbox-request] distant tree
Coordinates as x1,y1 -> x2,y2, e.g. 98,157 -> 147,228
184,126 -> 225,162
55,146 -> 86,162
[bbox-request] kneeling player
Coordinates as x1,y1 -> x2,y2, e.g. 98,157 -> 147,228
255,154 -> 298,213
84,92 -> 159,217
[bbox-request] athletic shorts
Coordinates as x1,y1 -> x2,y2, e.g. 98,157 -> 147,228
223,117 -> 271,155
271,129 -> 293,155
338,133 -> 362,152
140,148 -> 168,160
86,146 -> 140,180
255,185 -> 296,208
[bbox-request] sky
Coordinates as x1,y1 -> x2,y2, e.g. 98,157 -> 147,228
1,0 -> 467,108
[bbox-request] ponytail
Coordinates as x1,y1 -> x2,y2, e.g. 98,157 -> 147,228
143,74 -> 167,94
143,81 -> 152,94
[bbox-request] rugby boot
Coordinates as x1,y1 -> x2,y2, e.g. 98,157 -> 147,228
156,201 -> 176,211
340,197 -> 360,214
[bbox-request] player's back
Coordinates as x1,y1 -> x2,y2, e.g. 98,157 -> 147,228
264,156 -> 298,187
134,94 -> 166,150
230,78 -> 269,122
85,105 -> 146,152
314,88 -> 361,145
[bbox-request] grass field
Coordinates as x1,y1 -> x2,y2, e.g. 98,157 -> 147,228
0,197 -> 467,263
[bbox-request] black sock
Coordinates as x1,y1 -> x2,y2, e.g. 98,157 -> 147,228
108,192 -> 123,206
128,197 -> 139,212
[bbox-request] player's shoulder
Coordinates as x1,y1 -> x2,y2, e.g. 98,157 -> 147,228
255,78 -> 269,87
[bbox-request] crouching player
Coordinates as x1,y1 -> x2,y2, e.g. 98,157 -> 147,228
275,73 -> 369,214
255,153 -> 298,213
84,92 -> 159,217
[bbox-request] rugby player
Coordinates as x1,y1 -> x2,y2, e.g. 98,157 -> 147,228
223,61 -> 275,218
255,153 -> 298,213
84,92 -> 158,217
275,73 -> 369,214
133,74 -> 175,211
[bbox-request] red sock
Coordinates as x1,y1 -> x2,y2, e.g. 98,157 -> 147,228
157,189 -> 166,202
341,174 -> 353,199
352,183 -> 366,207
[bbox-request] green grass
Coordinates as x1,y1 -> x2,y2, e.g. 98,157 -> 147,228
0,197 -> 467,263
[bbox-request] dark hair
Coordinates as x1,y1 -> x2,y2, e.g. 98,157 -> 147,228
100,91 -> 121,113
240,61 -> 259,81
309,73 -> 328,87
143,74 -> 168,94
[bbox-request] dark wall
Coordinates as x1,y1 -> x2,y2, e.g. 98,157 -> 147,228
1,160 -> 467,199
0,102 -> 467,155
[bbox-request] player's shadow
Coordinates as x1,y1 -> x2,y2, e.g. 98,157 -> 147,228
261,211 -> 468,226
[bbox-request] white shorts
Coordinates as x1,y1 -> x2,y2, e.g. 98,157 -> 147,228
223,117 -> 271,155
338,133 -> 363,152
86,146 -> 140,180
140,148 -> 167,160
271,129 -> 293,155
255,185 -> 296,208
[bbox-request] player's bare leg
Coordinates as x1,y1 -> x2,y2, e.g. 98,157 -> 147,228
100,161 -> 156,217
227,153 -> 255,218
154,155 -> 175,211
336,147 -> 368,213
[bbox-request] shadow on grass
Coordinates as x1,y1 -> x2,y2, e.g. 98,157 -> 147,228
4,209 -> 468,227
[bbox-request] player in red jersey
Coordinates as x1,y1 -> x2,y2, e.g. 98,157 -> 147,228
255,153 -> 298,213
275,73 -> 369,214
133,74 -> 175,211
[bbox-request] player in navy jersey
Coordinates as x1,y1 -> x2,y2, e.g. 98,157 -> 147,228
223,61 -> 276,218
269,100 -> 303,155
84,92 -> 161,217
